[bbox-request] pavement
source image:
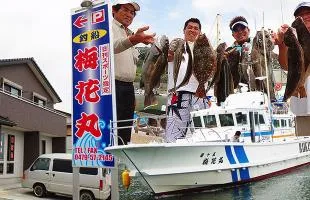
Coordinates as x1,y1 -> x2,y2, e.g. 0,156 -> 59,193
0,183 -> 71,200
0,183 -> 22,200
0,183 -> 22,191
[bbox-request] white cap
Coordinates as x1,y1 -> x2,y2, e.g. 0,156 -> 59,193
113,0 -> 140,11
231,21 -> 248,31
294,1 -> 310,16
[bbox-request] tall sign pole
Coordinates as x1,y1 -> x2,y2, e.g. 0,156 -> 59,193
71,0 -> 118,199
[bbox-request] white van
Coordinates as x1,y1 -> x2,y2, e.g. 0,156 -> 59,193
22,153 -> 111,200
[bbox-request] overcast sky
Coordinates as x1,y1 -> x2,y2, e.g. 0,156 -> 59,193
0,0 -> 302,113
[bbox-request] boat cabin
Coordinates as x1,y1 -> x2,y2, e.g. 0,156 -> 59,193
187,92 -> 295,144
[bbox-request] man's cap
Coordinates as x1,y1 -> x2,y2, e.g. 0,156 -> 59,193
230,21 -> 248,31
113,0 -> 140,11
294,1 -> 310,16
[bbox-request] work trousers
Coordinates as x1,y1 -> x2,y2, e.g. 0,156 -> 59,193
115,80 -> 135,145
165,91 -> 209,143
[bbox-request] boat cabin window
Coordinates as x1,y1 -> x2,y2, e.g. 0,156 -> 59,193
193,116 -> 203,128
288,119 -> 293,127
254,113 -> 265,125
273,119 -> 280,128
235,112 -> 247,125
259,114 -> 265,124
219,114 -> 234,127
281,119 -> 287,127
203,115 -> 217,128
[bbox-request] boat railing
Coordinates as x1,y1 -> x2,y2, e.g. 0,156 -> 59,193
109,117 -> 166,145
188,126 -> 228,142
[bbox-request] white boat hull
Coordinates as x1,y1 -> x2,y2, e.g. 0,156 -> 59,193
105,137 -> 310,194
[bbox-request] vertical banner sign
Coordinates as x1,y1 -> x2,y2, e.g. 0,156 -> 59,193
72,2 -> 114,167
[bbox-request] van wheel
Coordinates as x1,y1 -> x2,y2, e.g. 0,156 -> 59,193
80,191 -> 95,200
33,183 -> 46,197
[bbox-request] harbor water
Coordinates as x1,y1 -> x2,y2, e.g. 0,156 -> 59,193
119,165 -> 310,200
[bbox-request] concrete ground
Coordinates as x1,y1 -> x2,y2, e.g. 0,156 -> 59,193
0,183 -> 71,200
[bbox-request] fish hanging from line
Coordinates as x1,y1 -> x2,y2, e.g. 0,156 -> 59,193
251,30 -> 276,101
140,35 -> 169,108
283,27 -> 305,101
192,34 -> 216,98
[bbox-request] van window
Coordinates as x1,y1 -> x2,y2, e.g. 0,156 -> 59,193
80,167 -> 98,175
52,159 -> 72,173
31,158 -> 50,171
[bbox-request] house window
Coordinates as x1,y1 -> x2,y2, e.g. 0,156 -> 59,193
0,133 -> 4,161
41,140 -> 46,154
34,96 -> 46,106
6,135 -> 15,174
33,92 -> 47,107
3,83 -> 21,97
0,133 -> 3,175
0,163 -> 3,175
7,135 -> 15,161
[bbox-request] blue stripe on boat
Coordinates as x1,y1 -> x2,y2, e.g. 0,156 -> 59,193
233,146 -> 249,163
231,169 -> 238,182
242,131 -> 272,137
239,167 -> 250,180
225,146 -> 236,164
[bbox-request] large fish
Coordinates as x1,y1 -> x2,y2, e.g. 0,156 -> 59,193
140,35 -> 169,108
213,42 -> 234,105
226,47 -> 241,89
283,27 -> 305,101
169,38 -> 193,91
251,30 -> 276,101
239,42 -> 257,91
193,34 -> 216,98
207,42 -> 227,92
292,16 -> 310,81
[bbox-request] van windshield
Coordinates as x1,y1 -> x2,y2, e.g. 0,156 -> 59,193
31,158 -> 50,171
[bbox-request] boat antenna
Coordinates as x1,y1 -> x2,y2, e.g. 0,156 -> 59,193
262,12 -> 274,138
280,0 -> 284,24
216,14 -> 221,47
262,13 -> 271,103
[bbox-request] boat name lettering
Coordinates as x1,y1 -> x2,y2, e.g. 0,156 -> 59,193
299,142 -> 310,153
200,152 -> 224,165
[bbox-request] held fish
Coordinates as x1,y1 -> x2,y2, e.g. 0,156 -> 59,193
207,42 -> 227,92
140,35 -> 169,108
193,34 -> 216,98
169,38 -> 186,92
292,16 -> 310,80
213,43 -> 234,106
226,47 -> 241,89
174,40 -> 194,91
283,27 -> 305,101
251,30 -> 276,101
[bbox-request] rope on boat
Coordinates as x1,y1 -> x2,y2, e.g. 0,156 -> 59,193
121,149 -> 156,194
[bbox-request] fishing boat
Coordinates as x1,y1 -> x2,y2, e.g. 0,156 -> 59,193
105,90 -> 310,195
